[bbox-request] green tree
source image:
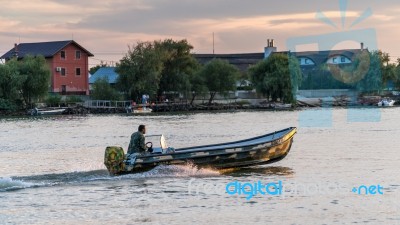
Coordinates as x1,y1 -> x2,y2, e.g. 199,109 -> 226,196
250,53 -> 301,103
355,51 -> 383,94
375,51 -> 396,90
390,58 -> 400,91
0,55 -> 51,110
378,51 -> 390,67
394,59 -> 400,90
116,41 -> 164,101
188,71 -> 208,105
198,59 -> 240,104
382,63 -> 396,89
155,39 -> 199,98
0,60 -> 24,101
91,78 -> 121,100
18,55 -> 51,106
0,61 -> 24,110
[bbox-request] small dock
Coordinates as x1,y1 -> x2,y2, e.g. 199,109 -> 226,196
83,100 -> 132,109
83,100 -> 133,113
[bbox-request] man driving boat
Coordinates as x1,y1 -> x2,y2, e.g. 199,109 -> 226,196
128,125 -> 152,155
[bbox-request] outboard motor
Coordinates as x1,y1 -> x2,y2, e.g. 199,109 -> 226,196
104,146 -> 125,175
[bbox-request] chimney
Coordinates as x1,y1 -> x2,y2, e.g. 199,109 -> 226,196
264,38 -> 277,58
361,42 -> 364,51
13,43 -> 19,58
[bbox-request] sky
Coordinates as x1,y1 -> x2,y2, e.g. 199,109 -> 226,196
1,0 -> 400,67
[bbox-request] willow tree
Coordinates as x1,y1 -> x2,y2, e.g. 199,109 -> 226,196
188,71 -> 208,105
116,41 -> 164,101
197,59 -> 240,104
0,61 -> 23,101
155,39 -> 199,98
18,55 -> 51,106
116,39 -> 200,102
395,59 -> 400,90
354,51 -> 383,94
0,56 -> 51,108
250,53 -> 301,104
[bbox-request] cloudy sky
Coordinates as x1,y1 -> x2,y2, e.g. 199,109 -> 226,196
0,0 -> 400,66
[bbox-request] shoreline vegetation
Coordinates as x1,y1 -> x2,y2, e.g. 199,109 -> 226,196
1,94 -> 398,117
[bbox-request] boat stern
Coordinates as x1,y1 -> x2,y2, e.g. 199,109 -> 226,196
104,146 -> 126,175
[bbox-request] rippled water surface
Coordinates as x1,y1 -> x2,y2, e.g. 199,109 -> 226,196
1,109 -> 400,224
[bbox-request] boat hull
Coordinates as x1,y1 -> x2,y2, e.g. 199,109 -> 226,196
29,108 -> 66,116
105,127 -> 297,175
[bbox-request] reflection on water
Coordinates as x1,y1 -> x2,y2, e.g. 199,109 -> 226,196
220,166 -> 294,177
1,109 -> 400,224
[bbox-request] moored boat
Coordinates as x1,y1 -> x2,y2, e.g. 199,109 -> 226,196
377,98 -> 395,107
133,108 -> 153,114
29,108 -> 66,116
104,127 -> 297,175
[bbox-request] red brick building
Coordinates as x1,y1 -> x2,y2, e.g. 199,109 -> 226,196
1,40 -> 94,95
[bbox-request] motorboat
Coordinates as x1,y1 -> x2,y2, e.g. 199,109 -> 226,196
104,127 -> 297,175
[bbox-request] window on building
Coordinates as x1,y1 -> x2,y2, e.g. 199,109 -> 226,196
76,68 -> 81,76
341,56 -> 346,63
76,51 -> 81,59
61,51 -> 66,59
61,68 -> 66,76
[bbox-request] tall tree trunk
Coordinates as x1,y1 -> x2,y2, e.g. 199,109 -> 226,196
190,93 -> 197,105
208,92 -> 216,105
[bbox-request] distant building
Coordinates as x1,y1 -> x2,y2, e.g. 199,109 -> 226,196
193,39 -> 366,90
194,53 -> 264,72
0,40 -> 94,95
89,67 -> 118,90
292,49 -> 362,70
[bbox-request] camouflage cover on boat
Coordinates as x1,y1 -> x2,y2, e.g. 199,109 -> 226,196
104,146 -> 125,174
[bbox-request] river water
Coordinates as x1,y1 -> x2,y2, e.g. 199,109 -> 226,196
1,109 -> 400,225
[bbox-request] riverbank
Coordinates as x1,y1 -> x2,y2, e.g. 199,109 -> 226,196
1,95 -> 399,117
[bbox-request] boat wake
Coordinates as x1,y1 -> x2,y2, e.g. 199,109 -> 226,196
118,163 -> 220,180
0,177 -> 37,192
0,164 -> 220,192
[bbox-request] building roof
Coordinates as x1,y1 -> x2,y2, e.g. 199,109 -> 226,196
0,40 -> 94,60
193,53 -> 264,72
193,49 -> 364,72
89,67 -> 118,84
291,49 -> 363,66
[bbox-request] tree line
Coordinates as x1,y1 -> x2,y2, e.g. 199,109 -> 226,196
91,39 -> 302,105
0,56 -> 50,111
95,39 -> 400,105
